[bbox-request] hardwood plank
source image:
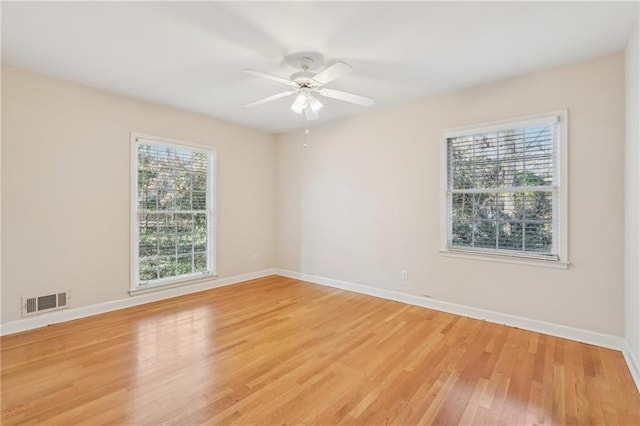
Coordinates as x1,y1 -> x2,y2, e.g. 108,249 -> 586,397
2,275 -> 639,425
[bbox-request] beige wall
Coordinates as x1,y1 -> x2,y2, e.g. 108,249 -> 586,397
277,52 -> 626,336
1,51 -> 629,337
1,66 -> 277,323
625,21 -> 640,365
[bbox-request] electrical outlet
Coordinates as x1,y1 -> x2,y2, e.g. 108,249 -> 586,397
252,254 -> 258,262
401,270 -> 408,281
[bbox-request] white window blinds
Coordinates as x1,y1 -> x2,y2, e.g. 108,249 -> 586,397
445,114 -> 563,260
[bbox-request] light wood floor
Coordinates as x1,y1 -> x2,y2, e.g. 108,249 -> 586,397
2,275 -> 639,425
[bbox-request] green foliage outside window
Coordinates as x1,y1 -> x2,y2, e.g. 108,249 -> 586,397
449,126 -> 555,255
137,144 -> 211,282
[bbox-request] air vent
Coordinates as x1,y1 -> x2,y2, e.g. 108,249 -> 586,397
22,291 -> 70,317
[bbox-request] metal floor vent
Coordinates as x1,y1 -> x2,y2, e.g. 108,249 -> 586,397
22,291 -> 69,317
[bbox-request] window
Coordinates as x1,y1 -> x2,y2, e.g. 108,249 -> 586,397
131,133 -> 216,291
442,111 -> 567,265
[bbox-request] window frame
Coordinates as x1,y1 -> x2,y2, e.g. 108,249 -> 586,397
440,110 -> 569,268
130,132 -> 217,293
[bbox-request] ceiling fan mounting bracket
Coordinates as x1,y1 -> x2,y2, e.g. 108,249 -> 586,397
284,51 -> 324,71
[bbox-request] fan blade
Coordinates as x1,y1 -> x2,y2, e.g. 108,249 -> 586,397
312,62 -> 353,86
304,105 -> 319,121
316,88 -> 374,107
245,90 -> 296,107
243,69 -> 296,86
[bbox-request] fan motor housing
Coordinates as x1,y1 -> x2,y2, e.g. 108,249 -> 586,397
291,71 -> 317,88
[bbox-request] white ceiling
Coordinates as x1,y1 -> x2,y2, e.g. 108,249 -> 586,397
2,1 -> 638,134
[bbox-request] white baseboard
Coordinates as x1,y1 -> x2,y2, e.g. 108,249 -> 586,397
1,269 -> 277,336
275,269 -> 623,351
623,339 -> 640,393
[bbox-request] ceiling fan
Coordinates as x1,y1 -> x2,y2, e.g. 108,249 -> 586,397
243,52 -> 373,121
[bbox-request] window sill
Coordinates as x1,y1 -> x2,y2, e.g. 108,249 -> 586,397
439,249 -> 569,269
129,273 -> 218,296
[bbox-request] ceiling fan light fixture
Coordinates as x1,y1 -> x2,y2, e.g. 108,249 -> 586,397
291,93 -> 323,116
290,94 -> 307,114
308,95 -> 323,113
